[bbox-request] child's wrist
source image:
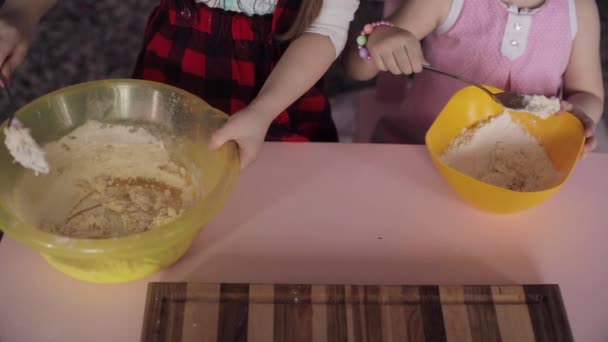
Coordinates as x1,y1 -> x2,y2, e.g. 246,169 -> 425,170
356,21 -> 394,60
242,101 -> 279,124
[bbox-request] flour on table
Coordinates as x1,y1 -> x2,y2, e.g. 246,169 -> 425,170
441,111 -> 560,192
516,95 -> 561,119
3,118 -> 49,175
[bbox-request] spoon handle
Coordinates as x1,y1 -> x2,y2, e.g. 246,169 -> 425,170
422,66 -> 497,99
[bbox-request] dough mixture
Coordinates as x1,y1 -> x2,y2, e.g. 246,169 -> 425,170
54,176 -> 185,238
441,111 -> 560,192
26,120 -> 197,238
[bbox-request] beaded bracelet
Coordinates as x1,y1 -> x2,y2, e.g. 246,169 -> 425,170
356,21 -> 394,60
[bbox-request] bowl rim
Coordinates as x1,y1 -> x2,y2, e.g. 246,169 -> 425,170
1,78 -> 240,255
424,85 -> 584,195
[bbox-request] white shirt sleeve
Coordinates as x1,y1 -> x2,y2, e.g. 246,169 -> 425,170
305,0 -> 360,58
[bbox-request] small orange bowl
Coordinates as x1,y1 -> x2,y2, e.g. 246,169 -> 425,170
425,85 -> 585,214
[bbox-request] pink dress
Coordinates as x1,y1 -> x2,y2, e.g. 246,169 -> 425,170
375,0 -> 577,144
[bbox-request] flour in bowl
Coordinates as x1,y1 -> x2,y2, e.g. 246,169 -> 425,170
518,95 -> 561,119
441,111 -> 560,192
14,120 -> 200,238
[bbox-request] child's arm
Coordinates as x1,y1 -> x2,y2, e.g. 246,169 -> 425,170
0,0 -> 57,79
242,33 -> 336,124
345,0 -> 450,81
209,35 -> 341,168
239,0 -> 359,124
209,0 -> 358,169
561,0 -> 604,153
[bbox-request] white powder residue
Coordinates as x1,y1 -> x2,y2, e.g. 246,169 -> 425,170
3,118 -> 49,175
517,95 -> 561,119
441,111 -> 560,192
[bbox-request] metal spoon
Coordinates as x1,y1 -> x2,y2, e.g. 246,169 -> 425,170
0,73 -> 16,126
422,66 -> 528,110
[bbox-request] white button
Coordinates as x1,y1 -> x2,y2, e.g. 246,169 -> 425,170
510,40 -> 519,47
180,8 -> 191,19
514,22 -> 522,31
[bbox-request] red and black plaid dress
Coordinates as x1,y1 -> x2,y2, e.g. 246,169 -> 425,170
133,0 -> 338,142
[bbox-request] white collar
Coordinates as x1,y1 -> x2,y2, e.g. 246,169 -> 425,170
497,0 -> 546,15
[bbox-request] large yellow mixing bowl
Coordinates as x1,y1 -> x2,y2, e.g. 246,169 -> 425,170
425,85 -> 584,214
0,79 -> 239,283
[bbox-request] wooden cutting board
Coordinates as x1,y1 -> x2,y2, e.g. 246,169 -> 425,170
141,283 -> 572,342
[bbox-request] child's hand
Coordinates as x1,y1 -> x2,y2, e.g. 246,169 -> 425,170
209,108 -> 271,169
0,11 -> 36,79
560,101 -> 597,157
366,26 -> 426,76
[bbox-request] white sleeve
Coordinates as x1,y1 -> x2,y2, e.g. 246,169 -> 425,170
305,0 -> 360,58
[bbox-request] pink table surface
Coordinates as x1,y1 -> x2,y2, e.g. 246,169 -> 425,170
1,143 -> 607,342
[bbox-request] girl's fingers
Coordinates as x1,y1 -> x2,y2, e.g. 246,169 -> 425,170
407,42 -> 424,73
584,136 -> 597,152
393,47 -> 412,75
559,101 -> 595,137
4,43 -> 27,78
382,53 -> 401,75
371,51 -> 387,72
572,109 -> 595,137
238,143 -> 254,170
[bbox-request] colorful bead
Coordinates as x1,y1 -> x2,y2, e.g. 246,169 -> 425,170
358,47 -> 370,59
357,21 -> 394,61
356,35 -> 367,46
